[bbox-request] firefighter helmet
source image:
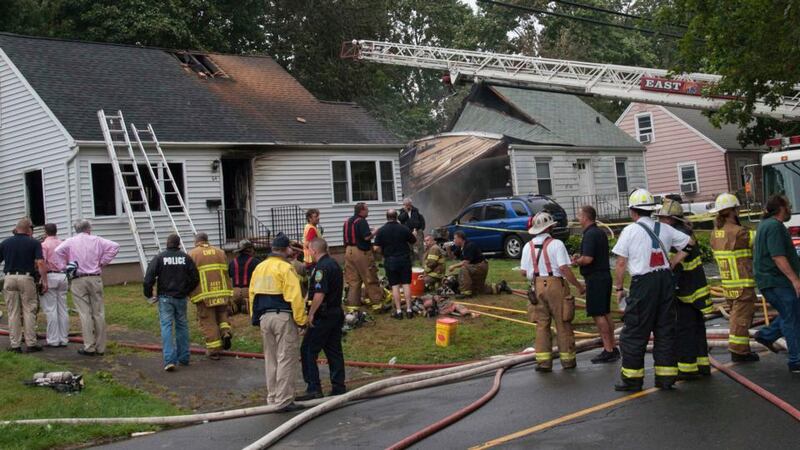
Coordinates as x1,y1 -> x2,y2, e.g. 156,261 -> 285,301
710,193 -> 741,214
654,198 -> 686,221
628,188 -> 660,211
528,211 -> 556,235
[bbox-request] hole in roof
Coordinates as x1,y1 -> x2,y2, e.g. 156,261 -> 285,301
171,52 -> 229,79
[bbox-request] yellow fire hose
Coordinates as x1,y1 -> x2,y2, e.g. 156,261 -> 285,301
455,301 -> 528,315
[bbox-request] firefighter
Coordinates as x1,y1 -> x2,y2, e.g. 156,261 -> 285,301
228,240 -> 261,315
302,208 -> 322,272
520,212 -> 585,372
710,193 -> 760,362
655,199 -> 711,378
447,231 -> 510,298
342,202 -> 384,309
422,234 -> 446,292
613,189 -> 692,391
188,233 -> 234,360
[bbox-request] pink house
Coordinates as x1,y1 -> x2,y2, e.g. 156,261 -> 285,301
616,103 -> 766,202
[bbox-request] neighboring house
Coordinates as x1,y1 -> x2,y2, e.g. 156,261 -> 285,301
401,84 -> 646,226
0,33 -> 402,282
616,103 -> 766,202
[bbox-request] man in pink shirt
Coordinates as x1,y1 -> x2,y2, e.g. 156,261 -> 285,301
40,223 -> 69,347
55,219 -> 120,356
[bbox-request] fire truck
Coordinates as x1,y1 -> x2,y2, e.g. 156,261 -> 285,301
762,136 -> 800,248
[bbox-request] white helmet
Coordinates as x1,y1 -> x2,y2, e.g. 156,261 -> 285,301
528,212 -> 556,235
628,188 -> 660,211
710,193 -> 740,214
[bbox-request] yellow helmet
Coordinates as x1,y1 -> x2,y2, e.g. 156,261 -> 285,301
710,193 -> 740,214
654,198 -> 685,220
628,188 -> 659,211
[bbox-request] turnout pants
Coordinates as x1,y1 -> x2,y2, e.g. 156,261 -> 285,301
619,270 -> 678,387
40,273 -> 69,346
229,287 -> 249,315
727,288 -> 756,355
260,311 -> 301,408
423,273 -> 442,292
533,277 -> 576,369
676,301 -> 709,376
344,247 -> 383,307
301,310 -> 346,395
195,302 -> 231,355
3,274 -> 39,348
458,260 -> 494,296
71,275 -> 107,353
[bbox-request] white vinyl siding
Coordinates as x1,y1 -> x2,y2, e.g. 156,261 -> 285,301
254,149 -> 402,246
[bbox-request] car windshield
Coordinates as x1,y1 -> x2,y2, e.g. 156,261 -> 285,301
764,162 -> 800,214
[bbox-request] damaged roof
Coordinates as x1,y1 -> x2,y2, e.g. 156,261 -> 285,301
453,85 -> 643,149
0,33 -> 400,145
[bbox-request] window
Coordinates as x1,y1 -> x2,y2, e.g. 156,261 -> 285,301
458,206 -> 483,223
380,161 -> 395,202
165,163 -> 186,212
24,170 -> 45,226
635,113 -> 654,143
678,162 -> 699,194
92,164 -> 117,216
484,204 -> 507,220
535,160 -> 553,196
615,158 -> 629,193
735,158 -> 751,189
121,164 -> 160,212
330,160 -> 396,204
511,201 -> 529,217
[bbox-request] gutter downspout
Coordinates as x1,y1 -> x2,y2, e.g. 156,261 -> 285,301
64,143 -> 80,230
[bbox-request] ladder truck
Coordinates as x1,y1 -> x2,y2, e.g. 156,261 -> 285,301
342,39 -> 800,242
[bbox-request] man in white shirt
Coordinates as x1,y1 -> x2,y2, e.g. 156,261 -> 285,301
612,189 -> 692,391
520,212 -> 585,372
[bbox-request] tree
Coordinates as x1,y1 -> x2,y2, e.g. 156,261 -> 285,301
662,0 -> 800,144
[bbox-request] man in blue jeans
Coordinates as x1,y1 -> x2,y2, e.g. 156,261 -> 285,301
144,234 -> 200,372
753,195 -> 800,373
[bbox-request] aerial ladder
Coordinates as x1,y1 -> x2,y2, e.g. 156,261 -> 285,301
341,40 -> 800,121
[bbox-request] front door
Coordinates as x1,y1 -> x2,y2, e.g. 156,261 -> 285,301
575,159 -> 594,197
221,158 -> 253,242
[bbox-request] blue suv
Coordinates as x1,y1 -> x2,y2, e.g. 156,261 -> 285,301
439,195 -> 570,258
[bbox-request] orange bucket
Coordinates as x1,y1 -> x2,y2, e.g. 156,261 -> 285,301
436,317 -> 458,347
410,267 -> 425,297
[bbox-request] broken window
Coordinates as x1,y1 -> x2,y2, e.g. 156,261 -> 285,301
171,52 -> 228,78
331,160 -> 395,204
91,164 -> 117,216
164,163 -> 186,212
24,170 -> 45,226
121,164 -> 160,212
535,160 -> 553,196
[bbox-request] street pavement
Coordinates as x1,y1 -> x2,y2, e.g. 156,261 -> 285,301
96,346 -> 800,449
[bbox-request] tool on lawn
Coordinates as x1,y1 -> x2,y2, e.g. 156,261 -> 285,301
343,311 -> 372,333
26,371 -> 84,393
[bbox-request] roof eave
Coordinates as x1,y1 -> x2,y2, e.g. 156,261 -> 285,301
74,140 -> 403,150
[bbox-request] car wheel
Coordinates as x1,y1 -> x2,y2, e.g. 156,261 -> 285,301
503,235 -> 523,259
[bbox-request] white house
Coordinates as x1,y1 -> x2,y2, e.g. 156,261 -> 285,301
0,33 -> 403,282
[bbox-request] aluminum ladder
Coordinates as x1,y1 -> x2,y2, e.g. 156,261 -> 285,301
97,109 -> 162,275
341,40 -> 800,120
129,122 -> 197,252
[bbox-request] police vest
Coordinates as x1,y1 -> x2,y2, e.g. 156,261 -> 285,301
670,226 -> 712,313
710,223 -> 755,299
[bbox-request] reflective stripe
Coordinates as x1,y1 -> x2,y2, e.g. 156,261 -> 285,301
721,279 -> 756,288
678,362 -> 699,373
461,290 -> 473,295
559,352 -> 576,361
219,322 -> 231,330
654,366 -> 678,376
700,305 -> 715,314
729,335 -> 750,345
677,285 -> 710,303
426,254 -> 443,261
206,339 -> 223,349
621,367 -> 645,378
713,249 -> 753,258
535,352 -> 552,362
426,272 -> 443,279
696,356 -> 710,366
681,257 -> 703,271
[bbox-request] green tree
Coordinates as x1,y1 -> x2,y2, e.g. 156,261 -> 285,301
662,0 -> 800,143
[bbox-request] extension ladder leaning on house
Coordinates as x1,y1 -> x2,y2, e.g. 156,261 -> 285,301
97,109 -> 197,275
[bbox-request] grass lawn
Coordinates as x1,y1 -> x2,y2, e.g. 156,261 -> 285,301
0,352 -> 181,450
99,258 -> 622,365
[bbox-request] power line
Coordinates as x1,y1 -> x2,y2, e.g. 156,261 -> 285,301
549,0 -> 688,29
477,0 -> 688,39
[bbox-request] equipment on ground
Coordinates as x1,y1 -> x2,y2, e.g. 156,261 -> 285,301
97,110 -> 197,275
26,371 -> 84,393
343,311 -> 372,333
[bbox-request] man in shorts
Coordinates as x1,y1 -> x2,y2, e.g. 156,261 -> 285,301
572,205 -> 619,363
374,209 -> 417,319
